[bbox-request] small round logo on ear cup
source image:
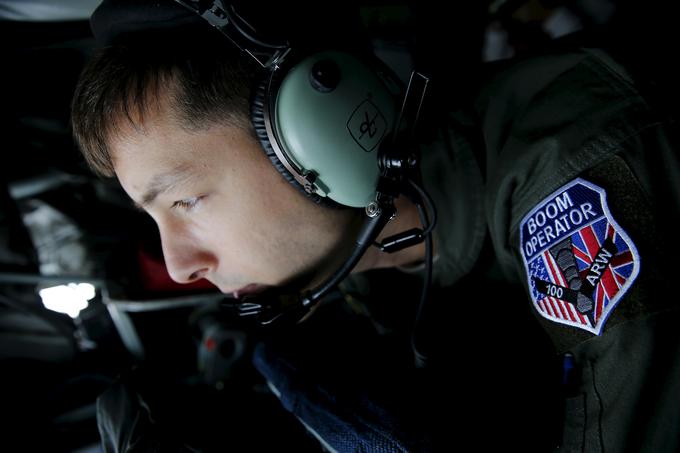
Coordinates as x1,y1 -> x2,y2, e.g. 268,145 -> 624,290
309,59 -> 341,93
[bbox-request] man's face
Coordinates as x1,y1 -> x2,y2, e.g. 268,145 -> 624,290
111,103 -> 360,297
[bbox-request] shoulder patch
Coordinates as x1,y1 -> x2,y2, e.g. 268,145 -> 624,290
519,178 -> 640,335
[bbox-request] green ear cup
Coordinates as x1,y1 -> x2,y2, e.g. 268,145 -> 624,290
274,51 -> 397,208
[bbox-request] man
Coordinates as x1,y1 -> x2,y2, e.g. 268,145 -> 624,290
72,0 -> 679,451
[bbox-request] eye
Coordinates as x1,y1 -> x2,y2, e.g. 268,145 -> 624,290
171,196 -> 204,212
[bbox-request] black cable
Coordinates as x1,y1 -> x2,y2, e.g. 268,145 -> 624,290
411,203 -> 433,368
407,179 -> 437,368
306,204 -> 394,304
246,180 -> 434,328
407,179 -> 437,237
250,203 -> 396,327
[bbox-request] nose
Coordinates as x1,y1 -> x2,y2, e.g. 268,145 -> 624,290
158,223 -> 217,285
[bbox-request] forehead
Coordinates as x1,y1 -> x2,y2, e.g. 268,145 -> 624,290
110,105 -> 256,192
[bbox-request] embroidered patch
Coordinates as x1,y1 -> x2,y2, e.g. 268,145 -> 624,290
519,178 -> 640,335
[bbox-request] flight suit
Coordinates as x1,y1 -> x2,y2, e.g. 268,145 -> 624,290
420,47 -> 680,451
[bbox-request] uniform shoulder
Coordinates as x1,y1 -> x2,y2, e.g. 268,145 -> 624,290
474,48 -> 642,122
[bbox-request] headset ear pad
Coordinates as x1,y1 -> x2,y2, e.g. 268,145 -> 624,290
250,51 -> 398,209
250,73 -> 340,208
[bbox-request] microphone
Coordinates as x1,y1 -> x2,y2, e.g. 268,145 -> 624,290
219,197 -> 396,328
217,71 -> 434,330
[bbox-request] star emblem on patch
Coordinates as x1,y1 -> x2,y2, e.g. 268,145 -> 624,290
519,178 -> 640,335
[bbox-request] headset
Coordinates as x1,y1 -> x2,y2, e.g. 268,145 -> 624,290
91,1 -> 437,361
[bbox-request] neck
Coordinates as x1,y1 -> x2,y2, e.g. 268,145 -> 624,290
352,195 -> 427,273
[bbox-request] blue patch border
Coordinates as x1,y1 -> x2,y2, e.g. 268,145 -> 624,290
519,178 -> 641,335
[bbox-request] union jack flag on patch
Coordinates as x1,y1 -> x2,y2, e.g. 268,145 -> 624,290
519,178 -> 640,335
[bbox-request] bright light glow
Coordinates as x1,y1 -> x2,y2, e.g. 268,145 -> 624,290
39,283 -> 96,318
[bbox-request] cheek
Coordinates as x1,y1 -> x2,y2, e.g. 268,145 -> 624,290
236,160 -> 308,231
200,194 -> 281,265
212,155 -> 331,280
224,188 -> 307,275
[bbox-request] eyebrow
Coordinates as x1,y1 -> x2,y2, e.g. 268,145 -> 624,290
134,163 -> 198,211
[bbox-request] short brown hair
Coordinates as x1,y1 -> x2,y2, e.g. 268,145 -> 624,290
71,34 -> 259,177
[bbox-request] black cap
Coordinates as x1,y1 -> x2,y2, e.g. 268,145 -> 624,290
90,0 -> 204,46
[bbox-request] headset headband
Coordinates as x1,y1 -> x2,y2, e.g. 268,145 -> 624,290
173,0 -> 290,68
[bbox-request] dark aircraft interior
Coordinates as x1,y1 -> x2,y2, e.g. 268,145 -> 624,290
0,1 -> 675,451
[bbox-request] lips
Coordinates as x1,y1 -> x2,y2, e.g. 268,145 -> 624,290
233,283 -> 270,299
